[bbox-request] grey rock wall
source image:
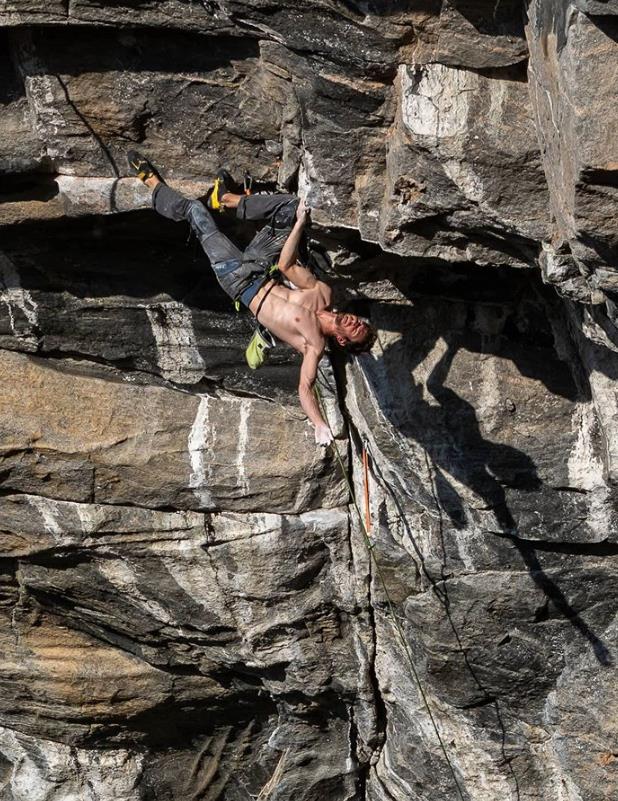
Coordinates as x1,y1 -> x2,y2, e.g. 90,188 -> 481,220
0,2 -> 617,800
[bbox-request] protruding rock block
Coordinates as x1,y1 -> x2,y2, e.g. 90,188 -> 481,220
0,350 -> 346,512
526,2 -> 618,295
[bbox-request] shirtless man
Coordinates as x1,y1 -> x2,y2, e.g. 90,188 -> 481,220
128,151 -> 376,445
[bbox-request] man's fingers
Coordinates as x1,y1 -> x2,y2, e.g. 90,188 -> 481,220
314,424 -> 334,446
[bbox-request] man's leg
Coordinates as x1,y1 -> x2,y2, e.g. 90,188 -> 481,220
231,193 -> 300,267
236,193 -> 299,228
152,182 -> 242,265
129,153 -> 264,300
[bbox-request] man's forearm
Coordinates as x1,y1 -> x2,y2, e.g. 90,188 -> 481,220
298,382 -> 326,429
278,218 -> 305,272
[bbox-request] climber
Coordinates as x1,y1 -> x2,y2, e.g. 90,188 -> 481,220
127,151 -> 376,446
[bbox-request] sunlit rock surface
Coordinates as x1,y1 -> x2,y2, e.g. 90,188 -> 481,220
0,2 -> 617,800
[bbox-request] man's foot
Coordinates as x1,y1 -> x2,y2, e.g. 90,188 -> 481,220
207,168 -> 240,213
127,150 -> 160,183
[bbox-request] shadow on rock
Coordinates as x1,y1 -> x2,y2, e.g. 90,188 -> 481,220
348,270 -> 612,669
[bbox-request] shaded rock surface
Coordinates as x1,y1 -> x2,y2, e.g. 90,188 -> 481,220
0,2 -> 617,800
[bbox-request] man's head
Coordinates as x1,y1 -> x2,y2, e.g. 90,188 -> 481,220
331,313 -> 377,354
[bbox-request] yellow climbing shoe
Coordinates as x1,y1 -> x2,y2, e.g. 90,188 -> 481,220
127,150 -> 159,183
207,169 -> 239,213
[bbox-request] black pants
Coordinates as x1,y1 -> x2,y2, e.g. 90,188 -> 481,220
152,183 -> 298,303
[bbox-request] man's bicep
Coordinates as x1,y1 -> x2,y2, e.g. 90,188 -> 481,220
299,347 -> 321,389
280,262 -> 318,289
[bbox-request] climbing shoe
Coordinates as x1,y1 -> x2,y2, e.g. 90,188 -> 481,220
127,150 -> 160,183
207,168 -> 239,213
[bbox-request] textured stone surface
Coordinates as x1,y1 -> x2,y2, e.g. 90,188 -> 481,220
526,1 -> 618,305
0,350 -> 345,512
0,2 -> 617,801
345,270 -> 618,801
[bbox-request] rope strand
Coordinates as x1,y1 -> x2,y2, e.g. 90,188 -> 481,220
315,386 -> 466,801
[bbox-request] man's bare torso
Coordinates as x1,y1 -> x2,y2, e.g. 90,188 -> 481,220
249,278 -> 333,355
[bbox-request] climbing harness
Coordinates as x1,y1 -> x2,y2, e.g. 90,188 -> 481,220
314,385 -> 466,801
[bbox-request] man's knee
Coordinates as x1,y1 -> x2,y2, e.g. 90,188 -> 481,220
272,196 -> 299,229
187,199 -> 218,239
152,183 -> 194,222
236,193 -> 299,226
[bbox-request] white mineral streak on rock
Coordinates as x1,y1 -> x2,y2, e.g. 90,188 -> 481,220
412,335 -> 448,406
540,692 -> 586,801
299,151 -> 339,212
188,395 -> 216,508
590,370 -> 618,477
568,404 -> 604,491
75,502 -> 111,535
400,63 -> 473,141
443,159 -> 485,203
28,496 -> 64,543
375,697 -> 513,801
568,403 -> 611,535
24,74 -> 69,149
316,356 -> 345,437
476,354 -> 504,434
0,726 -> 144,801
236,398 -> 251,491
145,301 -> 205,384
98,558 -> 176,626
0,253 -> 39,348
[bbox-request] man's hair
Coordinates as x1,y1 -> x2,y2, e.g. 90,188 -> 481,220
343,320 -> 378,355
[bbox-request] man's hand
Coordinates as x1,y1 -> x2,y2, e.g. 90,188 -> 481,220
296,198 -> 309,225
314,423 -> 333,447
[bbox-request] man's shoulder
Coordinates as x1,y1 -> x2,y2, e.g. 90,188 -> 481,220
316,279 -> 333,300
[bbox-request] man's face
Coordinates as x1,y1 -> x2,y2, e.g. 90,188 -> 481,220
334,313 -> 370,346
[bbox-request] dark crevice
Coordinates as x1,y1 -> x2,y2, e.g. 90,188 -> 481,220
0,31 -> 25,104
498,533 -> 618,558
474,59 -> 529,83
0,171 -> 59,203
10,26 -> 261,77
581,167 -> 618,189
457,695 -> 498,711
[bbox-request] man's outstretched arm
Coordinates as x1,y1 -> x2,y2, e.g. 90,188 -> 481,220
298,346 -> 333,446
277,199 -> 318,289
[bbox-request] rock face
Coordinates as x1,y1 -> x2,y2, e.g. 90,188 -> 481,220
0,2 -> 617,801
